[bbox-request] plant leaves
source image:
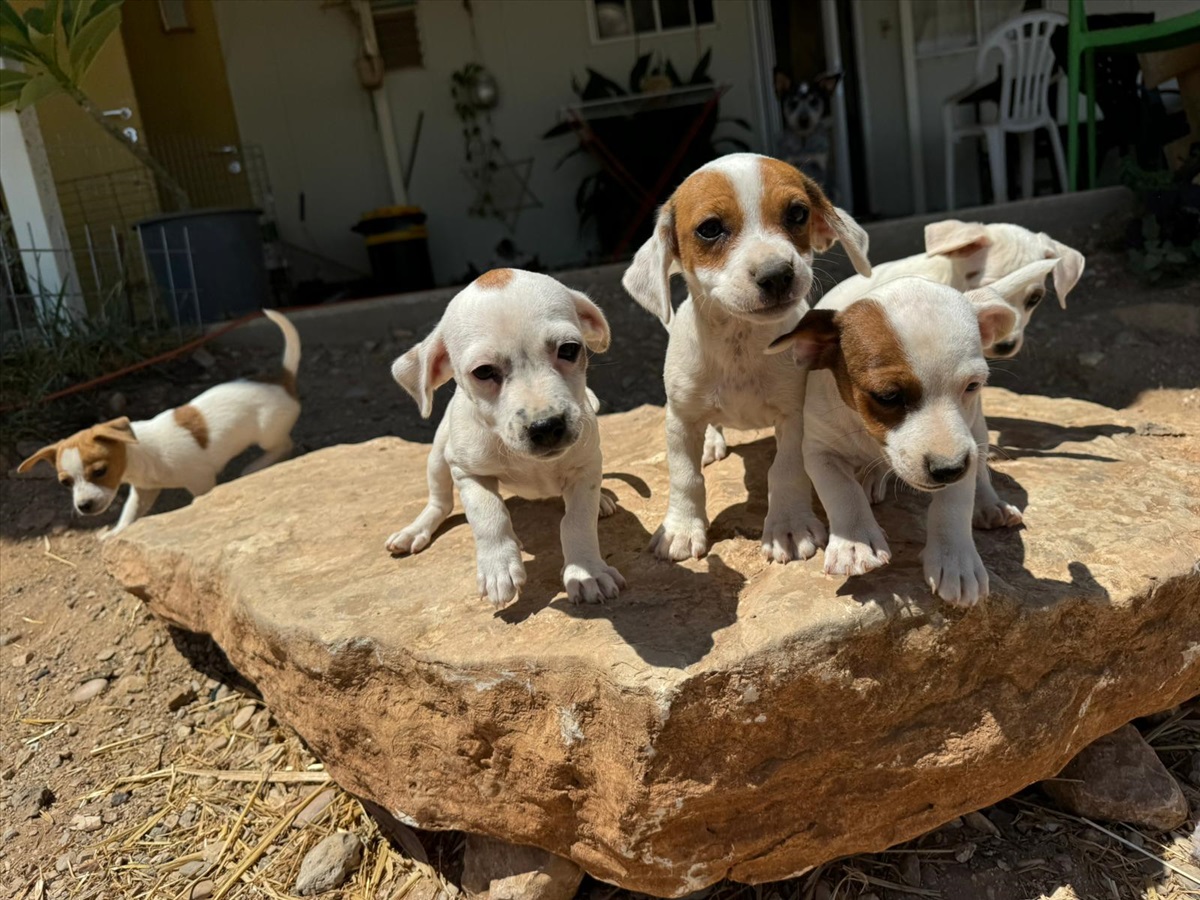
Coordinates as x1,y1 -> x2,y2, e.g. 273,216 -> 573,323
664,60 -> 682,87
63,0 -> 98,40
67,2 -> 120,81
16,70 -> 59,108
0,66 -> 29,108
689,47 -> 711,84
629,52 -> 650,93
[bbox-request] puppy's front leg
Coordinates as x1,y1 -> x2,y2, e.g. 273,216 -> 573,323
761,414 -> 826,563
386,418 -> 454,554
650,404 -> 709,560
560,472 -> 625,603
969,402 -> 1022,529
922,467 -> 989,607
102,486 -> 161,540
455,471 -> 525,606
807,449 -> 891,576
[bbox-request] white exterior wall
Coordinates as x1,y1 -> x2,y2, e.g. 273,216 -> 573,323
213,0 -> 765,284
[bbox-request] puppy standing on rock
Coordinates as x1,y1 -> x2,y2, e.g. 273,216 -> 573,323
18,310 -> 302,538
622,153 -> 871,563
386,268 -> 624,606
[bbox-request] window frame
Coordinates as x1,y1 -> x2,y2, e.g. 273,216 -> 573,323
586,0 -> 718,45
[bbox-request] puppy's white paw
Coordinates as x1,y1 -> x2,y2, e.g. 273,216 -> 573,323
563,559 -> 625,604
649,517 -> 709,561
701,425 -> 729,467
761,509 -> 827,563
385,524 -> 433,555
476,543 -> 527,607
824,529 -> 891,577
922,539 -> 989,607
599,492 -> 618,518
973,500 -> 1023,530
98,526 -> 121,542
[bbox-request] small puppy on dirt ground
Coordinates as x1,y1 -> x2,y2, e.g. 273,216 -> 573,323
18,310 -> 302,538
622,152 -> 871,564
386,268 -> 624,606
822,219 -> 1085,358
769,276 -> 1018,607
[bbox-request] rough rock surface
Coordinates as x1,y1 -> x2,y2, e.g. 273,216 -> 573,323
461,834 -> 584,900
104,389 -> 1200,897
1042,724 -> 1190,831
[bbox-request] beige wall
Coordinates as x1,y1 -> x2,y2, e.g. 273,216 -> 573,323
213,0 -> 766,283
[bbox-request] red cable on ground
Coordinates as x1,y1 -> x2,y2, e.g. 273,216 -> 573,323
1,307 -> 307,415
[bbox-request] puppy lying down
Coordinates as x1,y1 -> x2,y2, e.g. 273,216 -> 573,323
387,268 -> 624,606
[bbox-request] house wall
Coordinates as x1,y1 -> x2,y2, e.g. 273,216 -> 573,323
212,0 -> 766,284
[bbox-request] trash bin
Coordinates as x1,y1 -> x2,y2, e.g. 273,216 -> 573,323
134,208 -> 267,325
352,206 -> 435,294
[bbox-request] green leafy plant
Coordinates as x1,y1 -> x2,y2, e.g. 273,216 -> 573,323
0,0 -> 190,208
1119,150 -> 1200,283
451,62 -> 507,222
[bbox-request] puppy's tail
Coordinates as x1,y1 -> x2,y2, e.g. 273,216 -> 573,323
263,309 -> 302,379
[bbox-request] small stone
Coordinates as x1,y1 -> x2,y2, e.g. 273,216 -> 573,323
110,792 -> 130,808
249,710 -> 272,733
0,768 -> 13,782
0,633 -> 20,647
205,735 -> 227,755
55,854 -> 72,874
11,650 -> 33,667
954,842 -> 976,863
71,678 -> 108,703
461,834 -> 584,900
167,688 -> 197,712
66,723 -> 78,737
293,832 -> 363,895
231,705 -> 256,731
2,827 -> 18,843
179,860 -> 208,877
1042,724 -> 1189,832
899,854 -> 920,886
71,815 -> 102,833
191,879 -> 215,900
132,632 -> 154,655
192,347 -> 216,369
292,788 -> 336,828
175,724 -> 193,741
963,810 -> 1000,837
1077,351 -> 1105,368
96,647 -> 116,662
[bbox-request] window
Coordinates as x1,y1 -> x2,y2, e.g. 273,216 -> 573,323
158,0 -> 191,33
372,0 -> 423,70
589,0 -> 715,42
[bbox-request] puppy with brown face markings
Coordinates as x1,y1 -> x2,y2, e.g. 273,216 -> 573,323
18,310 -> 301,538
622,153 -> 871,564
769,276 -> 1018,607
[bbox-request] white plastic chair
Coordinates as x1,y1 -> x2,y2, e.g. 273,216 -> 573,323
943,11 -> 1069,210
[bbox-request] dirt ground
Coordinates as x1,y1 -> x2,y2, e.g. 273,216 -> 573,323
1,246 -> 1198,900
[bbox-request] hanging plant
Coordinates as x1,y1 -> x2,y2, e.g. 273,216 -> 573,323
451,62 -> 507,221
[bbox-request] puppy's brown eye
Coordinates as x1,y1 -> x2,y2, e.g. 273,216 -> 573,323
1027,290 -> 1044,308
92,465 -> 107,478
785,203 -> 809,227
695,218 -> 724,241
870,390 -> 902,407
557,343 -> 581,362
60,476 -> 74,488
965,382 -> 982,393
472,365 -> 500,383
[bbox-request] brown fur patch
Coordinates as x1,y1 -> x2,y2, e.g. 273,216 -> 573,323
248,371 -> 298,399
835,300 -> 922,442
759,156 -> 830,256
173,405 -> 210,449
474,268 -> 514,290
59,430 -> 129,489
670,169 -> 745,273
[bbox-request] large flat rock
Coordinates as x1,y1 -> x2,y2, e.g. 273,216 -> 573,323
104,389 -> 1200,896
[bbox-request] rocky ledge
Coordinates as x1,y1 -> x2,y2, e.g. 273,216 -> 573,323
104,389 -> 1200,896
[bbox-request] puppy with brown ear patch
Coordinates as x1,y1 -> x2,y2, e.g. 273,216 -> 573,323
622,153 -> 871,564
386,268 -> 624,607
18,310 -> 301,538
769,276 -> 1018,607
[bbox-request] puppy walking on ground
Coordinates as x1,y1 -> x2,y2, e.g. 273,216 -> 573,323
769,277 -> 1019,606
622,153 -> 871,564
386,268 -> 624,606
19,310 -> 302,538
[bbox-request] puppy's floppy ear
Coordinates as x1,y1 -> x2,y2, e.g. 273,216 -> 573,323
622,202 -> 679,327
811,203 -> 871,277
94,417 -> 137,444
814,70 -> 842,95
773,69 -> 792,98
1039,233 -> 1085,307
925,219 -> 991,258
569,289 -> 611,353
979,257 -> 1059,305
968,294 -> 1019,350
765,308 -> 841,369
18,443 -> 59,474
392,330 -> 451,419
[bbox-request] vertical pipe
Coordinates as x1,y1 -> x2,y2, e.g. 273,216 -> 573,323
352,0 -> 407,206
897,0 -> 928,214
182,226 -> 202,327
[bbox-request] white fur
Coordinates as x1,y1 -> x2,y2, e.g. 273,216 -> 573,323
622,153 -> 870,564
385,270 -> 624,606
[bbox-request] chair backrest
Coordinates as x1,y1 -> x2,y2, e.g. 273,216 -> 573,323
976,11 -> 1068,127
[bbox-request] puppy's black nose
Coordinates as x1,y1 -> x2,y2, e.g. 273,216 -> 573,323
992,339 -> 1018,357
527,415 -> 568,450
756,262 -> 795,301
77,499 -> 97,514
925,453 -> 971,485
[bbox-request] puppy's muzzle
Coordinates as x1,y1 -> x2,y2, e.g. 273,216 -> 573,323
527,415 -> 569,452
755,261 -> 796,308
76,498 -> 100,515
925,451 -> 971,486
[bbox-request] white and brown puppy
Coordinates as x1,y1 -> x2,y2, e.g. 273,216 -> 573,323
386,268 -> 624,606
19,310 -> 301,537
622,153 -> 871,563
822,220 -> 1085,359
769,277 -> 1018,606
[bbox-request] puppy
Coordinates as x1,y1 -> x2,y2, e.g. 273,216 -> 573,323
822,219 -> 1085,358
773,71 -> 842,195
386,268 -> 624,606
622,153 -> 871,563
19,310 -> 301,537
769,277 -> 1019,606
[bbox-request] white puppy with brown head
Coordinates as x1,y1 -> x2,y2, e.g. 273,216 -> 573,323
622,153 -> 871,564
822,219 -> 1085,358
769,276 -> 1018,606
18,310 -> 301,537
386,268 -> 624,606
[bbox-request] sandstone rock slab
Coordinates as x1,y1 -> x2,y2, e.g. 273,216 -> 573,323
104,389 -> 1200,897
